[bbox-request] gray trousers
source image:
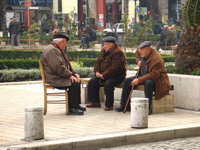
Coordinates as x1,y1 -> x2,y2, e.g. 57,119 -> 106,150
11,34 -> 20,46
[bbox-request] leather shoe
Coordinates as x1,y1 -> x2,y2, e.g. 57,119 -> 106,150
115,106 -> 130,112
78,105 -> 86,111
149,108 -> 152,115
69,108 -> 84,115
86,102 -> 101,108
104,106 -> 113,111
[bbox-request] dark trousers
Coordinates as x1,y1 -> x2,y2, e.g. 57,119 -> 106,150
120,76 -> 155,109
87,76 -> 123,107
54,82 -> 81,109
11,34 -> 20,46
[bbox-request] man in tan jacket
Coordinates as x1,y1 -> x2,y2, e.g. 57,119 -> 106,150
116,41 -> 171,115
40,33 -> 86,115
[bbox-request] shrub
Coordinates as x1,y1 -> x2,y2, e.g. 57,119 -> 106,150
0,59 -> 39,70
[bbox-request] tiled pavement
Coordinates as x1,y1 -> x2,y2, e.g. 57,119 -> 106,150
0,82 -> 200,150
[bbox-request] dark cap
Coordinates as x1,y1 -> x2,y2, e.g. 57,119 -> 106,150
53,33 -> 69,41
102,36 -> 116,44
138,41 -> 152,49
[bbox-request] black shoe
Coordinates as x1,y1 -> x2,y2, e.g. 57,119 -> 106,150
78,105 -> 86,111
115,106 -> 130,112
149,109 -> 152,115
69,108 -> 84,115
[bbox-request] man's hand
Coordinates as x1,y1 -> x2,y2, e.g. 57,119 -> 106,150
131,78 -> 139,86
69,75 -> 80,83
96,72 -> 104,79
137,60 -> 142,67
74,73 -> 80,79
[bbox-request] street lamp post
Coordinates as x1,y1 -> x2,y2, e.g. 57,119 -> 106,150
56,0 -> 64,33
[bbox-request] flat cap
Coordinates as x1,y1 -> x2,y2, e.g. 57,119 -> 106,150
53,33 -> 69,41
102,36 -> 116,44
138,41 -> 152,49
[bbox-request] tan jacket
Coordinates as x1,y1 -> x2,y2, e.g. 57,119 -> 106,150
40,44 -> 75,87
136,48 -> 171,100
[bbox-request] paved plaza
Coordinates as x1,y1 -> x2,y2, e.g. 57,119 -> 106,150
0,81 -> 200,149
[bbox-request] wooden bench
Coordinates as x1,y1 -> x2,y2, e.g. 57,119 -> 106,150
80,78 -> 174,114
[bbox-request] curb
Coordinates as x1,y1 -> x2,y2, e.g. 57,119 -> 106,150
7,124 -> 200,150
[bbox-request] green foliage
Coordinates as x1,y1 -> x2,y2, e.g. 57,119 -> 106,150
0,67 -> 94,82
0,59 -> 39,70
0,69 -> 41,82
184,0 -> 200,30
63,8 -> 78,49
22,23 -> 40,43
77,58 -> 96,67
67,51 -> 100,61
75,67 -> 93,78
0,50 -> 41,59
39,35 -> 52,45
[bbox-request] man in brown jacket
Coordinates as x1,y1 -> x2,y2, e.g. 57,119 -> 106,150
115,41 -> 171,115
86,36 -> 126,111
40,33 -> 86,115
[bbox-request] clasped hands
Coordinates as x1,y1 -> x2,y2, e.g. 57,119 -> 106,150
69,73 -> 80,83
96,72 -> 104,80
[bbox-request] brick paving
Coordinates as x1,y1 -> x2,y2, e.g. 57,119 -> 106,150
0,82 -> 200,149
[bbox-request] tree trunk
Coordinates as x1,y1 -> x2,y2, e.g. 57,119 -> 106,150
147,0 -> 160,21
175,29 -> 200,72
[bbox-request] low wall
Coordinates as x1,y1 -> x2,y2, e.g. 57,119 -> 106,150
114,71 -> 200,111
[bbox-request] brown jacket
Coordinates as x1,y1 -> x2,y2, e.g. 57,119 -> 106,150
94,45 -> 126,81
40,44 -> 75,87
136,48 -> 171,100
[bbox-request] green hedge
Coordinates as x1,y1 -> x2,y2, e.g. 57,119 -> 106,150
78,56 -> 175,67
0,69 -> 41,82
0,59 -> 39,70
0,68 -> 94,82
0,50 -> 41,60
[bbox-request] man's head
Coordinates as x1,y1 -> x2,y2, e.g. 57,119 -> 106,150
163,25 -> 169,30
138,41 -> 152,58
53,33 -> 69,50
102,36 -> 116,51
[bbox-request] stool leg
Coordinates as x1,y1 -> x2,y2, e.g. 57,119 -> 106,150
65,90 -> 69,115
44,92 -> 47,115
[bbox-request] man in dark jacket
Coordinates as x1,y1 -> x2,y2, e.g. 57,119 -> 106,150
40,33 -> 86,115
86,36 -> 127,111
156,25 -> 174,51
8,17 -> 20,46
115,41 -> 171,115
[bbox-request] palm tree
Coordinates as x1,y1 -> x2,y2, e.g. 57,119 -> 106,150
175,0 -> 200,72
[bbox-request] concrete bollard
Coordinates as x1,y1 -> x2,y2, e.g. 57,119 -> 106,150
130,98 -> 149,129
24,106 -> 44,141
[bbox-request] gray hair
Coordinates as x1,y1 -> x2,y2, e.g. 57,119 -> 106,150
53,38 -> 66,42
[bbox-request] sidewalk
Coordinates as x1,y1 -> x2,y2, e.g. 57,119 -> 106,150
0,82 -> 200,150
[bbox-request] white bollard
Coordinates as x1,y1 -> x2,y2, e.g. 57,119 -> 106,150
130,98 -> 149,129
24,106 -> 44,141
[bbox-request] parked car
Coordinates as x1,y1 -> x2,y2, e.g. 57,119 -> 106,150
103,23 -> 132,35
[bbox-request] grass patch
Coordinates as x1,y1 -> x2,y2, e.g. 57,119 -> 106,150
71,61 -> 81,69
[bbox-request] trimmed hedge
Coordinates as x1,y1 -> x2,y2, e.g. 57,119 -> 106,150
0,59 -> 39,70
0,50 -> 41,60
0,68 -> 94,82
0,50 -> 175,69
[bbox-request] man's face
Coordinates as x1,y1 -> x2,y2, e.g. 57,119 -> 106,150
103,42 -> 115,51
138,47 -> 151,58
60,40 -> 67,51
